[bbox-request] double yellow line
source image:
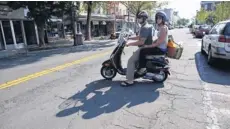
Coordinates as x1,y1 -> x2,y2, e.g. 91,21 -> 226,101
0,50 -> 112,90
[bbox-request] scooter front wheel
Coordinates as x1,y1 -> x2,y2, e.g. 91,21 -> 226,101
100,66 -> 117,80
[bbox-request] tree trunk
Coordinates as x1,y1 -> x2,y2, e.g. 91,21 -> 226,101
44,22 -> 49,43
71,3 -> 77,46
36,22 -> 46,47
135,11 -> 139,36
85,1 -> 92,41
62,13 -> 66,39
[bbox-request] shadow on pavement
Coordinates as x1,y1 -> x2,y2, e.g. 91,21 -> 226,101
56,79 -> 163,119
195,52 -> 230,86
0,41 -> 115,70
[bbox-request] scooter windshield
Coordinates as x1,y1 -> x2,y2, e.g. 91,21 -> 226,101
117,23 -> 132,45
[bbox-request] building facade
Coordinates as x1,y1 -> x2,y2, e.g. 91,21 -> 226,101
200,1 -> 221,11
106,2 -> 135,31
0,2 -> 39,53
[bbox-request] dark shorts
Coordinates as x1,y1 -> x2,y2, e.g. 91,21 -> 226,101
139,47 -> 166,68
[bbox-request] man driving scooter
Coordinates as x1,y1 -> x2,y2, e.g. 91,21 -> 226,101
121,10 -> 155,87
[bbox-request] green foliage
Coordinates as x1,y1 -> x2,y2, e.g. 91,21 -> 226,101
196,1 -> 230,24
121,1 -> 167,16
196,8 -> 210,24
177,18 -> 190,26
213,2 -> 230,23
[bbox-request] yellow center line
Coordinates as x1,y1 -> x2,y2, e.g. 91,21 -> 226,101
0,50 -> 112,90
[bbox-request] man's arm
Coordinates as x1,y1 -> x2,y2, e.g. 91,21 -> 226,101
127,27 -> 148,46
129,36 -> 139,40
127,37 -> 146,46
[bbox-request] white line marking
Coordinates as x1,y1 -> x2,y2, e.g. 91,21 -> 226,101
213,107 -> 230,116
196,41 -> 201,46
209,92 -> 230,98
197,52 -> 221,129
203,83 -> 220,129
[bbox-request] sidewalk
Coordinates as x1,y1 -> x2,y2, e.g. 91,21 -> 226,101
28,36 -> 113,51
0,38 -> 117,59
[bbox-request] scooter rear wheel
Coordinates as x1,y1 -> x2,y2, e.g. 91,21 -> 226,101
100,66 -> 117,80
152,71 -> 168,83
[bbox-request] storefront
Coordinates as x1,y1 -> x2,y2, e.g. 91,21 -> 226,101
0,4 -> 39,51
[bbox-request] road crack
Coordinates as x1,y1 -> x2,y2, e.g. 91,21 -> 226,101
129,125 -> 144,129
66,116 -> 76,129
113,124 -> 129,129
123,109 -> 153,120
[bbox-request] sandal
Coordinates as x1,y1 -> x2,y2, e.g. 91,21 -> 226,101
121,81 -> 134,87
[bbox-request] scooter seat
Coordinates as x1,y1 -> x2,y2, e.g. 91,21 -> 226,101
145,55 -> 166,60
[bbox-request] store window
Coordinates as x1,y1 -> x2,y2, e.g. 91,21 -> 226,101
13,21 -> 23,43
2,21 -> 13,45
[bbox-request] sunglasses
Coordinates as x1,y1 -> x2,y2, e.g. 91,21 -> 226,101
156,16 -> 163,20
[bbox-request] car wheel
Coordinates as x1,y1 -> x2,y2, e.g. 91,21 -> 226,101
195,33 -> 199,38
201,40 -> 206,55
207,47 -> 215,66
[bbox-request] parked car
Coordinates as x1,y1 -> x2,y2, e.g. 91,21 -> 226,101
191,25 -> 199,34
201,20 -> 230,65
194,25 -> 211,38
169,26 -> 174,30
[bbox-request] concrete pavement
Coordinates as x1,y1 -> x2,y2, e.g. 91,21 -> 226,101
0,28 -> 230,129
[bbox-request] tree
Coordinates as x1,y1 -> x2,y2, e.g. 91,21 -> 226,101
213,2 -> 230,23
196,8 -> 210,24
121,1 -> 168,33
177,18 -> 190,26
196,2 -> 230,25
83,1 -> 106,41
85,1 -> 93,41
7,2 -> 64,46
55,2 -> 80,46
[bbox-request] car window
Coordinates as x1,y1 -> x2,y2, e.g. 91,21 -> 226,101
210,24 -> 219,34
216,23 -> 226,34
200,25 -> 211,29
224,23 -> 230,36
210,23 -> 226,35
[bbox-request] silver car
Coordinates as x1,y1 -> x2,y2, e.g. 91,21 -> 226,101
201,20 -> 230,65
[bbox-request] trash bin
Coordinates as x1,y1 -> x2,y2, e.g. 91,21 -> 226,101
75,33 -> 83,45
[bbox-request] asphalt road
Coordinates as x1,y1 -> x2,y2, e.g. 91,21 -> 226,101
0,28 -> 230,129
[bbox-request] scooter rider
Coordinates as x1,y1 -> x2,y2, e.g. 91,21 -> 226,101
138,11 -> 169,69
121,10 -> 155,87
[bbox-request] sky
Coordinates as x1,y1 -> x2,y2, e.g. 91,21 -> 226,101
166,0 -> 201,19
